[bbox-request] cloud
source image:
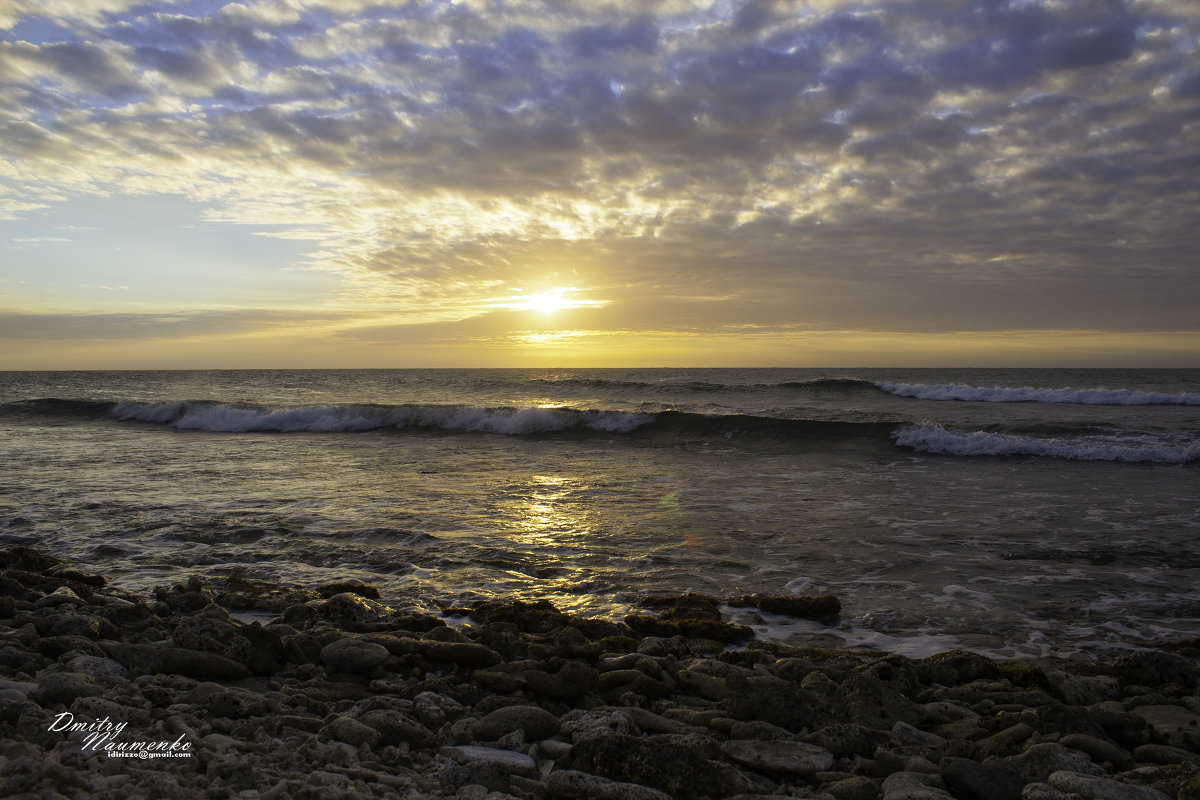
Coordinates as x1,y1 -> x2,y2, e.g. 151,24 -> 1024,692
0,0 -> 1196,351
0,309 -> 349,340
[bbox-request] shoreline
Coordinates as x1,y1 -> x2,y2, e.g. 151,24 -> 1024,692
2,546 -> 1199,800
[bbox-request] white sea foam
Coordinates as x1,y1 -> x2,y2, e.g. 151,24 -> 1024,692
111,402 -> 654,436
877,382 -> 1200,405
893,423 -> 1200,463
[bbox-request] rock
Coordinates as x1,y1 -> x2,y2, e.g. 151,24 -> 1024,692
546,769 -> 673,800
65,656 -> 128,681
568,732 -> 759,799
422,641 -> 502,667
320,716 -> 382,748
1042,669 -> 1119,706
733,593 -> 842,623
881,771 -> 954,800
102,642 -> 250,680
805,723 -> 890,758
720,739 -> 835,775
1128,705 -> 1200,750
1021,783 -> 1081,800
917,650 -> 1002,686
35,671 -> 104,706
1058,734 -> 1134,771
441,745 -> 538,778
827,776 -> 883,800
472,704 -> 560,741
358,709 -> 436,747
34,612 -> 105,639
35,586 -> 85,608
320,638 -> 391,673
525,661 -> 598,699
940,744 -> 1102,800
320,592 -> 393,631
560,708 -> 639,741
725,673 -> 824,731
636,635 -> 694,658
1046,771 -> 1172,800
1132,743 -> 1200,767
1111,652 -> 1198,690
976,723 -> 1036,758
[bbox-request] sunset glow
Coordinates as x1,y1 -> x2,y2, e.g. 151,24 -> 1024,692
1,1 -> 1197,367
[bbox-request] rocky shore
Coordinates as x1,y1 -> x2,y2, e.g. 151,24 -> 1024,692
2,546 -> 1200,800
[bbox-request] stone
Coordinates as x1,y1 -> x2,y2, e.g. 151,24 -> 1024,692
1046,771 -> 1172,800
568,732 -> 759,799
881,771 -> 953,800
1129,705 -> 1200,750
1058,734 -> 1134,771
546,769 -> 673,800
320,716 -> 382,748
1132,743 -> 1200,767
34,612 -> 104,639
320,638 -> 391,673
805,723 -> 891,758
725,672 -> 824,731
472,704 -> 560,741
422,641 -> 502,667
827,776 -> 882,800
102,642 -> 250,680
1111,652 -> 1198,690
358,709 -> 436,747
66,656 -> 128,681
734,593 -> 842,623
320,592 -> 392,631
720,739 -> 835,775
524,661 -> 598,699
441,745 -> 538,778
1021,783 -> 1081,800
34,672 -> 103,706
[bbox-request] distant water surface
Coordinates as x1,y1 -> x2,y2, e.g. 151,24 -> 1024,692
1,368 -> 1197,659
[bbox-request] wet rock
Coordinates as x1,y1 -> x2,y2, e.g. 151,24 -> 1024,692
472,704 -> 560,741
1046,771 -> 1171,800
213,576 -> 320,612
470,599 -> 571,634
733,593 -> 842,623
35,586 -> 85,608
320,637 -> 391,673
66,655 -> 128,680
320,592 -> 393,631
720,739 -> 836,775
624,613 -> 753,643
546,769 -> 672,800
917,650 -> 1003,686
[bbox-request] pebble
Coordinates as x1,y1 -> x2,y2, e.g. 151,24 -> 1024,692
3,546 -> 1200,800
720,738 -> 836,774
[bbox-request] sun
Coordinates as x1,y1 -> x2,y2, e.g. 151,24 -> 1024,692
496,287 -> 607,314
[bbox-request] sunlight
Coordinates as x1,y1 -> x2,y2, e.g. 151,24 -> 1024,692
495,287 -> 607,315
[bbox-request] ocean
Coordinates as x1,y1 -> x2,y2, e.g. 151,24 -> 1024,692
1,368 -> 1197,660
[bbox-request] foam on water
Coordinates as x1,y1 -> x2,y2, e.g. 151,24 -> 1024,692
878,382 -> 1200,405
893,423 -> 1200,463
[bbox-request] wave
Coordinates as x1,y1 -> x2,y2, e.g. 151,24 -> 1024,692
112,401 -> 655,435
893,424 -> 1200,464
877,382 -> 1200,405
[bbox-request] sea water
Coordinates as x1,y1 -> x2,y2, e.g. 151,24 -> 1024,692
1,368 -> 1197,659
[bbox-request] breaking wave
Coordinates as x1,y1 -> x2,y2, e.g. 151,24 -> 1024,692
877,382 -> 1200,405
894,424 -> 1200,464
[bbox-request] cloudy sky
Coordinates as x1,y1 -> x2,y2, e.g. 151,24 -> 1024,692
1,0 -> 1197,368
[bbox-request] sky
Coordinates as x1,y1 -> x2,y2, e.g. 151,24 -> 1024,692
1,0 -> 1198,369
